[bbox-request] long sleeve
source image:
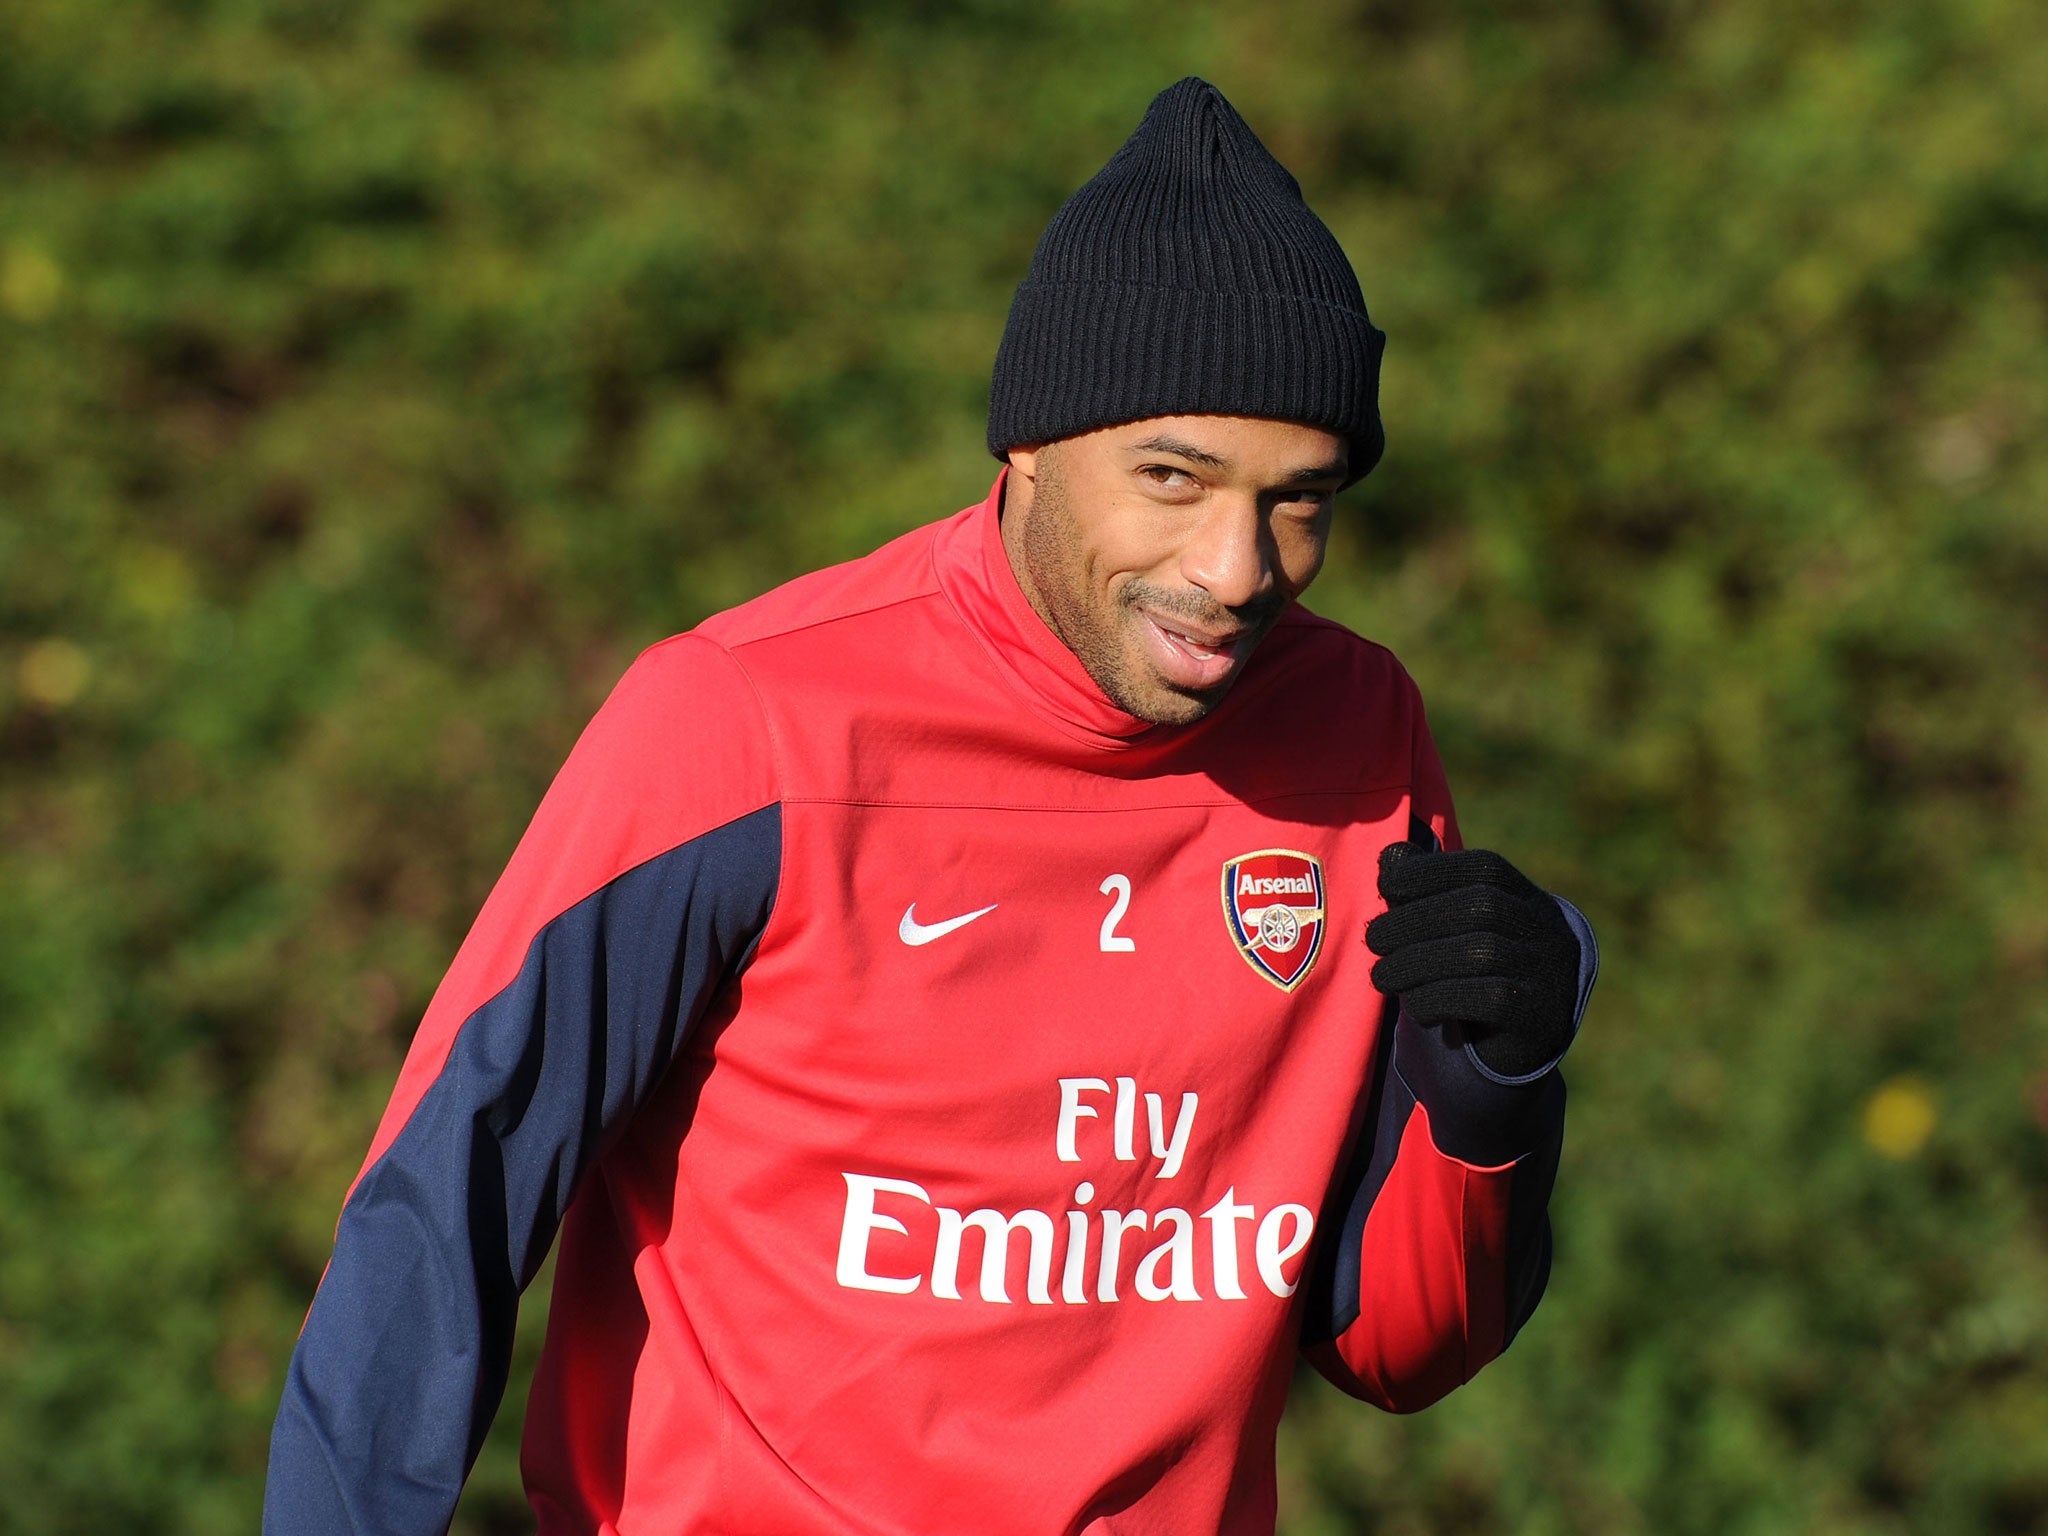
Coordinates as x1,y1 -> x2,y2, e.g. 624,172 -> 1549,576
1301,705 -> 1599,1412
263,635 -> 782,1536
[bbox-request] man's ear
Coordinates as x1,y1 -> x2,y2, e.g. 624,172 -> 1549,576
1006,445 -> 1041,481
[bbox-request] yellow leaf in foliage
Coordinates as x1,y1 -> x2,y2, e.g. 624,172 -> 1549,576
1,245 -> 63,322
1861,1076 -> 1937,1159
18,638 -> 90,707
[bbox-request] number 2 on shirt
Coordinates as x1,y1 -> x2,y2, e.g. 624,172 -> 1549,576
1099,874 -> 1136,953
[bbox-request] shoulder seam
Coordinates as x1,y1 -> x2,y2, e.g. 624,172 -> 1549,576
713,586 -> 944,653
657,631 -> 788,810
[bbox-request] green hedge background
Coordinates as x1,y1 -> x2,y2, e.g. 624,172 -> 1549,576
4,2 -> 2046,1531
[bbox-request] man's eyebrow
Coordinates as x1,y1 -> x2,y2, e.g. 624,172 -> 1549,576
1129,434 -> 1230,470
1128,434 -> 1347,485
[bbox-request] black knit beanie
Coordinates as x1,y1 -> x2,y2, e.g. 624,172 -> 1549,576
988,78 -> 1386,480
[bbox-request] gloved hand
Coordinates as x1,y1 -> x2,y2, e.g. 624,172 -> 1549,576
1364,842 -> 1582,1079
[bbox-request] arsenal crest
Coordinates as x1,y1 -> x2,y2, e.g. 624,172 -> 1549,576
1221,849 -> 1327,992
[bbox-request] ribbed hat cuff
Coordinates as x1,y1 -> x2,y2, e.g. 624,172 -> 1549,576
986,280 -> 1386,479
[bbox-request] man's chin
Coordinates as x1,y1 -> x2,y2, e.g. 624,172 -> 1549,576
1113,668 -> 1237,727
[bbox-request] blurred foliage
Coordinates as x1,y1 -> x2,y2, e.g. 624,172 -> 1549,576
3,1 -> 2046,1532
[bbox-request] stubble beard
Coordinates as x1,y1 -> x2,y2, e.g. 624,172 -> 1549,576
1019,451 -> 1283,728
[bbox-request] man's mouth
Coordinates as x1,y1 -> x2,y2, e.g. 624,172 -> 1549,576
1135,608 -> 1247,691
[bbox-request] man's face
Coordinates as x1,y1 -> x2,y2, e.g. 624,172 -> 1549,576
1001,415 -> 1348,727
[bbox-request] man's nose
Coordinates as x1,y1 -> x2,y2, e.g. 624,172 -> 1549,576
1178,499 -> 1273,612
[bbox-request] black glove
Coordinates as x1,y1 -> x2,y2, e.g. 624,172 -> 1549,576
1364,842 -> 1582,1079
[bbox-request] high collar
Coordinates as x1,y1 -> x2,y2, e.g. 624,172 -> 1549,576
932,469 -> 1160,747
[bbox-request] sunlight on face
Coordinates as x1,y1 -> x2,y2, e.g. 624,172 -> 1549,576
1001,415 -> 1348,726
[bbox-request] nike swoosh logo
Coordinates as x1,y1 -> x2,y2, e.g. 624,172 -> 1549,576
899,902 -> 998,946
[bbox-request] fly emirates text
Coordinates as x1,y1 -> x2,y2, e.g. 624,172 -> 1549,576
836,1075 -> 1317,1305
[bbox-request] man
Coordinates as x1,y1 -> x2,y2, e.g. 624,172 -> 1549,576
266,78 -> 1596,1534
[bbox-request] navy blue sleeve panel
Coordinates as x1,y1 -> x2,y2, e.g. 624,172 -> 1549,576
263,805 -> 780,1536
1300,990 -> 1406,1347
1501,1085 -> 1564,1346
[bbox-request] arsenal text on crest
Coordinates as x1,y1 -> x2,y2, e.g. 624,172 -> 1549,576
1221,849 -> 1327,992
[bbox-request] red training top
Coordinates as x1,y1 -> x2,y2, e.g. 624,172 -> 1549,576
265,472 -> 1593,1535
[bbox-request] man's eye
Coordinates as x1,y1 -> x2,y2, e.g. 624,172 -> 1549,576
1275,492 -> 1331,514
1140,465 -> 1198,488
